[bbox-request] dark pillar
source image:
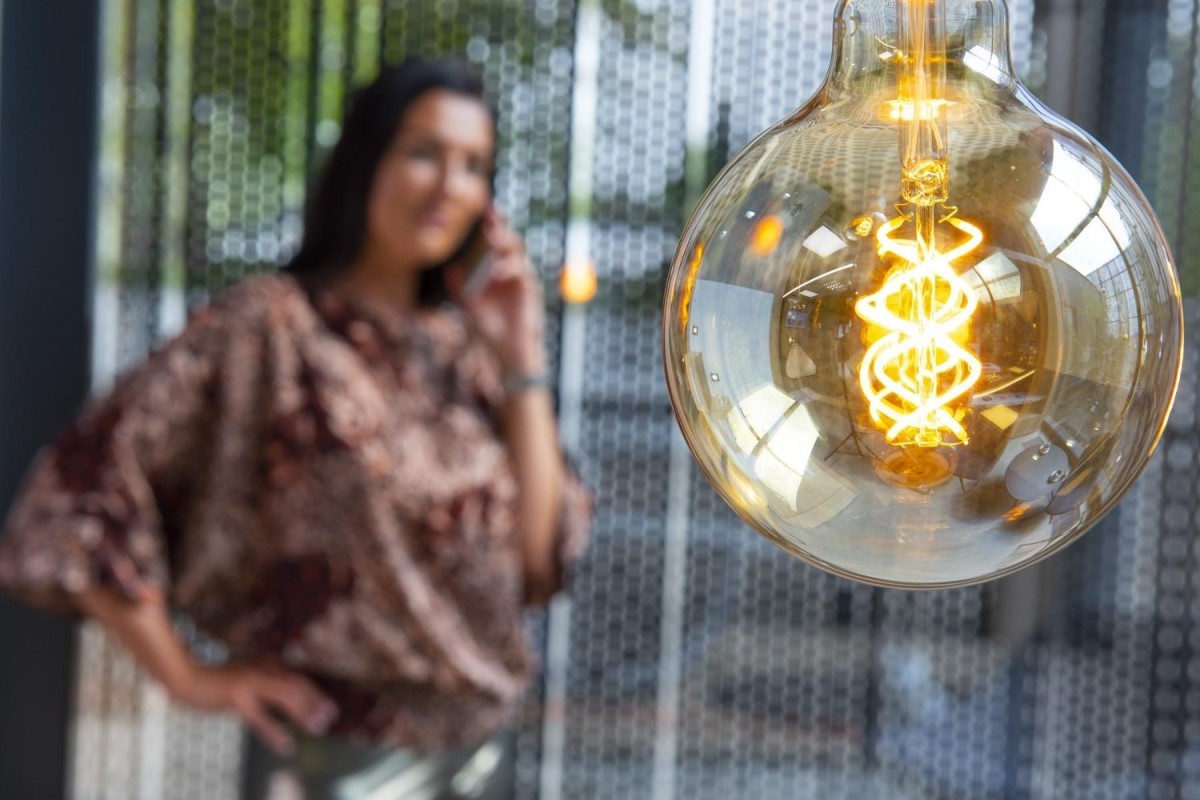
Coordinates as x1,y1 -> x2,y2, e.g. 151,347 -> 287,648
0,1 -> 101,797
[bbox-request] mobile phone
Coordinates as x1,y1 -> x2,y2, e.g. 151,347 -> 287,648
459,217 -> 493,299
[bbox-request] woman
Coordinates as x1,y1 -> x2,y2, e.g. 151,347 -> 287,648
0,58 -> 591,798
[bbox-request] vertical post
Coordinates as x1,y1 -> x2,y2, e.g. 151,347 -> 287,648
539,2 -> 601,799
1036,0 -> 1107,131
650,0 -> 716,798
0,1 -> 101,798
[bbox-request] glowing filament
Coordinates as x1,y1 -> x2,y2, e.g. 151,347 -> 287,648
855,211 -> 983,448
885,98 -> 949,122
852,0 -> 983,450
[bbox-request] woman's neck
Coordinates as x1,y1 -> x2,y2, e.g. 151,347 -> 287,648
334,247 -> 421,317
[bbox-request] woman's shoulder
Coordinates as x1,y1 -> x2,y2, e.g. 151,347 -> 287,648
204,272 -> 318,331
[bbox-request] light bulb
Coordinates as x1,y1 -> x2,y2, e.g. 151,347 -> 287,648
560,258 -> 598,304
662,0 -> 1184,588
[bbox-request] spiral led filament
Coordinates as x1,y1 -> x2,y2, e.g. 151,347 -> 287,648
856,189 -> 983,447
854,0 -> 982,451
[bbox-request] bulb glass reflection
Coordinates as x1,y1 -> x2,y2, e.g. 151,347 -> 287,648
662,0 -> 1184,588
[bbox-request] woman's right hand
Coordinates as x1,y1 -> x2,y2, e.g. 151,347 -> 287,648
166,662 -> 339,756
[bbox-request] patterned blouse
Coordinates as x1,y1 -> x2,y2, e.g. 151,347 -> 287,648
0,273 -> 592,750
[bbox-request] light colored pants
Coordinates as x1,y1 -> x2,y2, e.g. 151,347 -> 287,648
241,729 -> 513,800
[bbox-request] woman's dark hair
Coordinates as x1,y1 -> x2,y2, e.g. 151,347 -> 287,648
283,57 -> 496,306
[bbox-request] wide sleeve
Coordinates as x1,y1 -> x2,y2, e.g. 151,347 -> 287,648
0,298 -> 252,617
457,336 -> 594,598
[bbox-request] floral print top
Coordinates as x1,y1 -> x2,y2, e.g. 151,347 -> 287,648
0,273 -> 592,750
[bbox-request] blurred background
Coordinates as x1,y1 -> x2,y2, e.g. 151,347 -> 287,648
0,0 -> 1198,798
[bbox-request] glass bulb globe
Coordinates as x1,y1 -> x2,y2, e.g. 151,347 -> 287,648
662,0 -> 1184,588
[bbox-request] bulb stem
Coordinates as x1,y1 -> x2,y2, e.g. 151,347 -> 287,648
896,0 -> 949,186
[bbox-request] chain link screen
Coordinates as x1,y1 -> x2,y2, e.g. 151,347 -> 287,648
75,1 -> 1198,798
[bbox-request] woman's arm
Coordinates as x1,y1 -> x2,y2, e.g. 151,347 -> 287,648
0,283 -> 338,755
77,587 -> 337,755
452,208 -> 570,603
502,379 -> 564,605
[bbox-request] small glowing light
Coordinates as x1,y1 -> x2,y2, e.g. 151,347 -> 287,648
751,214 -> 785,256
678,244 -> 703,328
802,226 -> 848,258
886,98 -> 949,121
981,405 -> 1019,430
560,259 -> 597,304
850,216 -> 876,237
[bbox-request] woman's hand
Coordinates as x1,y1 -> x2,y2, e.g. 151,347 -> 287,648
76,586 -> 338,756
167,662 -> 339,756
449,207 -> 547,376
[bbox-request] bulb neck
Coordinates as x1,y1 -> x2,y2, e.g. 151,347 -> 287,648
826,0 -> 1017,103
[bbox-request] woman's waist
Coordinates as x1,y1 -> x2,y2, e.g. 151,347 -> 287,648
296,669 -> 525,751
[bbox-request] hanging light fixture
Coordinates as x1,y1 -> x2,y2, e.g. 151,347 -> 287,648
560,258 -> 598,304
661,0 -> 1184,588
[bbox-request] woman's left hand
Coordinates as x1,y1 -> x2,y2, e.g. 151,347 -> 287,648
449,207 -> 547,375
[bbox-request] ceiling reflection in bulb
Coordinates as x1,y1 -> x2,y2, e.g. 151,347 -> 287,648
661,0 -> 1184,588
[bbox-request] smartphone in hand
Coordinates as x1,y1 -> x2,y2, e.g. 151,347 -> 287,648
459,216 -> 493,300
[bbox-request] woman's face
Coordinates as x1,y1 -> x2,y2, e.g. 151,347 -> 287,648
363,89 -> 494,272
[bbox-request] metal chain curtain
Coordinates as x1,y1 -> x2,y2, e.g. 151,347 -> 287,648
75,1 -> 1198,798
